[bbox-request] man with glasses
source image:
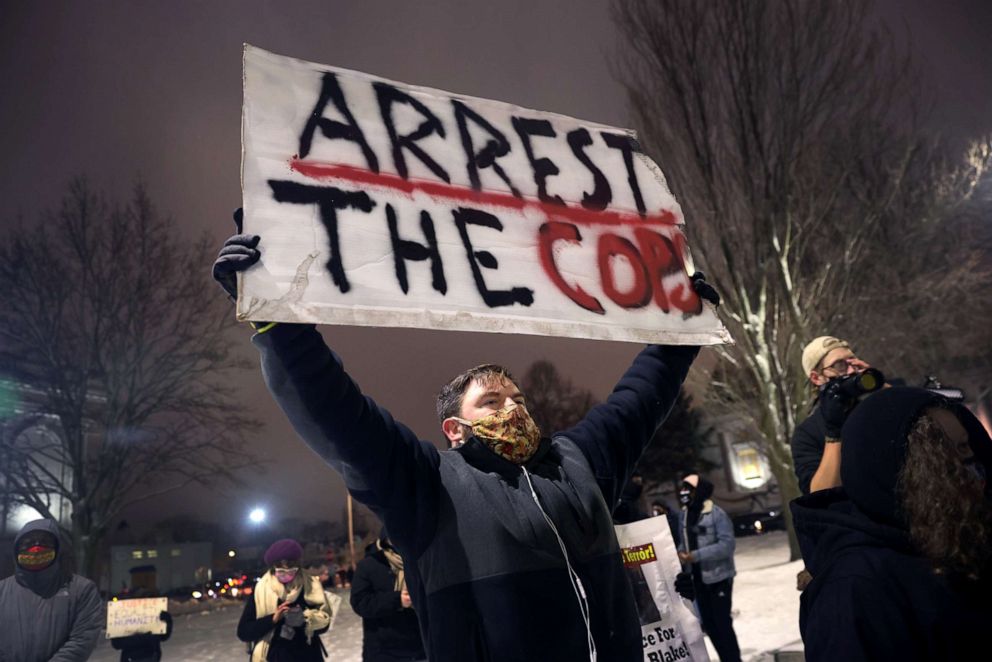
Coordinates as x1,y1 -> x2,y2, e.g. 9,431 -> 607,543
791,336 -> 874,495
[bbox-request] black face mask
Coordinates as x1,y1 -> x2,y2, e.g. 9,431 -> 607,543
678,482 -> 695,507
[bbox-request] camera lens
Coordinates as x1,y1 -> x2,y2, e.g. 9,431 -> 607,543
858,371 -> 879,391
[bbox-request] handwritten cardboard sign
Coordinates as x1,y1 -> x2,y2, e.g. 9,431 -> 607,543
240,45 -> 730,345
106,597 -> 168,638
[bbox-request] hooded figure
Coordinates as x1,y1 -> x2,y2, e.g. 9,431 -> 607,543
792,387 -> 992,661
676,475 -> 740,662
0,518 -> 103,662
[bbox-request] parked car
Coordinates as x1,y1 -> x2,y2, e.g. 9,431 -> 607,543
731,509 -> 785,536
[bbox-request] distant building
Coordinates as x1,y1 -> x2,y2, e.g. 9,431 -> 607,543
700,413 -> 779,517
0,377 -> 75,537
109,542 -> 212,595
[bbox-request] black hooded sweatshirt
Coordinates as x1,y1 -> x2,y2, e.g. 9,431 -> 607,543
792,387 -> 992,662
792,489 -> 991,661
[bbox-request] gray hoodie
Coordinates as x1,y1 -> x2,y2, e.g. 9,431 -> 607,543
0,519 -> 103,662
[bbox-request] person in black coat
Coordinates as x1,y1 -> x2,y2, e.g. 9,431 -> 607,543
792,387 -> 992,661
110,608 -> 172,662
351,535 -> 426,662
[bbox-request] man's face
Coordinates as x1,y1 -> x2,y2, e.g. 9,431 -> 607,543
441,377 -> 527,446
810,348 -> 870,387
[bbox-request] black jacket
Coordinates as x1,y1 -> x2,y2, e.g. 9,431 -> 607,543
792,488 -> 992,661
253,323 -> 697,661
791,406 -> 826,495
351,547 -> 425,662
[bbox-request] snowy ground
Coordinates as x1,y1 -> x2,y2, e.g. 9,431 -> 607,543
89,531 -> 804,661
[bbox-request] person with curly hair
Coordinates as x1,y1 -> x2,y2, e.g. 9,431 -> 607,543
791,387 -> 992,661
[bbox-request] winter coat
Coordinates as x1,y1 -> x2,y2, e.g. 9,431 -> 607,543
252,323 -> 697,662
237,571 -> 331,662
677,483 -> 736,585
0,519 -> 103,662
792,488 -> 992,661
790,405 -> 826,495
350,546 -> 425,662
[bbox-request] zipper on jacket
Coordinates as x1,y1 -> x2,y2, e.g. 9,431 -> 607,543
521,466 -> 597,662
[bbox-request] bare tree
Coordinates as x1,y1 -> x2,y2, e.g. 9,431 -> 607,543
521,360 -> 598,434
612,0 -> 991,558
637,391 -> 715,497
0,179 -> 259,578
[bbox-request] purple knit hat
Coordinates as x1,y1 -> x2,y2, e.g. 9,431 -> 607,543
263,538 -> 303,566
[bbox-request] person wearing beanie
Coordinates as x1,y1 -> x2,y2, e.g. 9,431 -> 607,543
351,532 -> 426,662
676,474 -> 740,662
791,335 -> 878,496
791,387 -> 992,661
237,538 -> 334,662
0,518 -> 103,662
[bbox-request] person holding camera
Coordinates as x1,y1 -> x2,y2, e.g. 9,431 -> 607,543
791,336 -> 883,495
237,539 -> 333,662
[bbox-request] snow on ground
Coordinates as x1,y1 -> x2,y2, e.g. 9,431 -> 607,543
724,531 -> 805,661
88,531 -> 804,661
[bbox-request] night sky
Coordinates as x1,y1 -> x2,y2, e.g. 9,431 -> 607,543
2,0 -> 990,534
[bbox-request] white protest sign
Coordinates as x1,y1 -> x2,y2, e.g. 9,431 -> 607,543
241,44 -> 730,345
615,517 -> 710,661
106,597 -> 168,638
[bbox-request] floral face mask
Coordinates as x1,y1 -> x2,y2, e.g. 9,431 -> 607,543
454,403 -> 542,464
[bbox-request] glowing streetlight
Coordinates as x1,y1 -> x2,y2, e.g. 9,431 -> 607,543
228,549 -> 236,558
248,507 -> 266,524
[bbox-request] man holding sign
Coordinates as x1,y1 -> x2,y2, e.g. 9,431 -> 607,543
215,46 -> 727,661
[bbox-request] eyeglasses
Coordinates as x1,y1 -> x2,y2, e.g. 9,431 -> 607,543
820,357 -> 858,375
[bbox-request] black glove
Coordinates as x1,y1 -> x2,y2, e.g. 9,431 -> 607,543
820,378 -> 857,439
212,208 -> 261,301
674,571 -> 696,601
690,271 -> 720,306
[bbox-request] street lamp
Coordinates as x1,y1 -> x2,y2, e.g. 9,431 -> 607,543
248,507 -> 266,525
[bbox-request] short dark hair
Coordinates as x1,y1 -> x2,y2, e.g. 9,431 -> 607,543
436,364 -> 516,422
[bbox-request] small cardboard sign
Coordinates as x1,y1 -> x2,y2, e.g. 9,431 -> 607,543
106,597 -> 168,638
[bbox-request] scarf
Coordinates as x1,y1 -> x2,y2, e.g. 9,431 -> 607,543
250,571 -> 331,662
378,539 -> 406,592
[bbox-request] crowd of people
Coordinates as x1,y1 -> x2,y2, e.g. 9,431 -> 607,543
0,230 -> 988,662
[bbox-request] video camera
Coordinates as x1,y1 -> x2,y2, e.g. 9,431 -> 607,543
922,376 -> 965,402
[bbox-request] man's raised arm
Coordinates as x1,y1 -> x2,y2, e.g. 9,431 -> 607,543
559,273 -> 718,508
212,212 -> 439,552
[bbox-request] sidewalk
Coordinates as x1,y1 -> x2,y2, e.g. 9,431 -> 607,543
712,530 -> 805,661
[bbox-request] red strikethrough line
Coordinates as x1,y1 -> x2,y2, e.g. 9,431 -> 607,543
288,158 -> 678,228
